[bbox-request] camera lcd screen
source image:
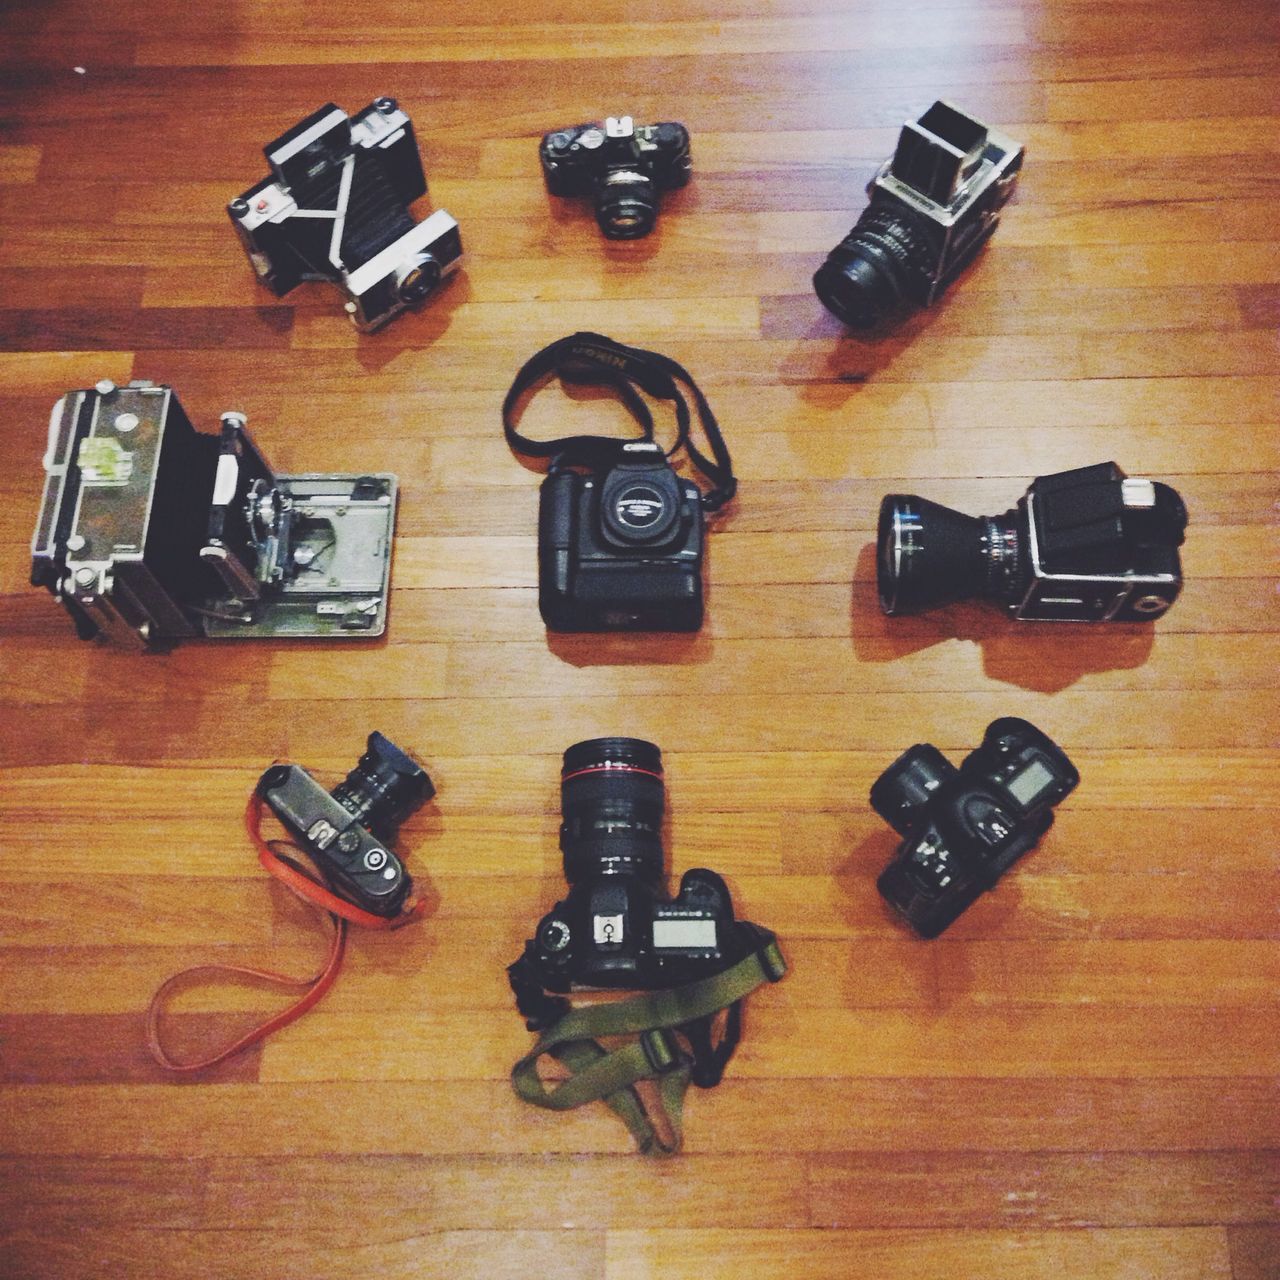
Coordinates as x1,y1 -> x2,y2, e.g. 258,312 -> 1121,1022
653,919 -> 717,949
1007,759 -> 1056,806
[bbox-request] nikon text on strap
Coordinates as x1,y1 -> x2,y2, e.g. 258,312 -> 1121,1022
502,332 -> 737,512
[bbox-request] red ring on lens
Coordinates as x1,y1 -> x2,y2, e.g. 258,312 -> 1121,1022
561,763 -> 664,784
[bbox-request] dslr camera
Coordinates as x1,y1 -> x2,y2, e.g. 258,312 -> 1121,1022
813,101 -> 1023,327
540,442 -> 705,631
540,116 -> 691,238
257,732 -> 434,918
30,380 -> 399,647
509,738 -> 784,1039
873,718 -> 1079,937
229,96 -> 462,331
877,462 -> 1189,622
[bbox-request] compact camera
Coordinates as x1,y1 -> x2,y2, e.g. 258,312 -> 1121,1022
30,380 -> 399,647
873,718 -> 1079,937
539,442 -> 705,631
257,733 -> 434,918
229,96 -> 462,331
540,116 -> 691,238
877,462 -> 1188,623
509,738 -> 781,1035
813,101 -> 1023,327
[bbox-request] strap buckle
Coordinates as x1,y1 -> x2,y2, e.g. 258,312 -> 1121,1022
640,1027 -> 685,1073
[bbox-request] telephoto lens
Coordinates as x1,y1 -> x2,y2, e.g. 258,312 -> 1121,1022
331,731 -> 436,842
559,737 -> 665,887
876,463 -> 1188,623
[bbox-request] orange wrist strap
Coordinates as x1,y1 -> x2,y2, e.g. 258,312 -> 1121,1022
146,793 -> 422,1073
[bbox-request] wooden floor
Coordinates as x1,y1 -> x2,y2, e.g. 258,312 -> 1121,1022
1,0 -> 1278,1276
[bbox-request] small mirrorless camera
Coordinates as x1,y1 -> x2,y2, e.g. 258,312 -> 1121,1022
229,96 -> 462,331
509,738 -> 782,1036
540,116 -> 691,238
877,462 -> 1188,623
540,441 -> 705,631
257,733 -> 434,918
873,718 -> 1079,937
814,101 -> 1023,327
30,380 -> 399,647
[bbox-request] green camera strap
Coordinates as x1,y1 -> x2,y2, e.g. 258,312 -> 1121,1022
510,934 -> 786,1156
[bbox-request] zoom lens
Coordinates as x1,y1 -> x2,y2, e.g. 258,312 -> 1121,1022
331,731 -> 435,840
561,737 -> 665,885
596,172 -> 657,239
869,743 -> 959,836
813,206 -> 931,328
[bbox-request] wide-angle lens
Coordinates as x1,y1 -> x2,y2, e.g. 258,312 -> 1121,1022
876,494 -> 989,615
869,743 -> 958,836
332,731 -> 434,838
596,172 -> 657,239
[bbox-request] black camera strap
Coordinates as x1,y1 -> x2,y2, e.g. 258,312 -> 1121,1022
502,332 -> 737,512
509,925 -> 786,1157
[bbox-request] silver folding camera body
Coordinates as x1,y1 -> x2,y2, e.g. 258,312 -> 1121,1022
229,97 -> 462,332
31,381 -> 399,648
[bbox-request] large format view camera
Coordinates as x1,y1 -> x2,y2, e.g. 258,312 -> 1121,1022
540,116 -> 691,239
877,462 -> 1188,623
229,96 -> 462,331
873,718 -> 1079,936
509,739 -> 782,1044
31,380 -> 398,647
813,101 -> 1023,328
257,732 -> 434,919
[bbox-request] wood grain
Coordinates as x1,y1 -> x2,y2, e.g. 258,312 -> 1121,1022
1,0 -> 1277,1275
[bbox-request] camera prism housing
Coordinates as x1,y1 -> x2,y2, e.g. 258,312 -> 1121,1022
229,97 -> 462,331
873,718 -> 1079,937
877,462 -> 1188,623
257,732 -> 434,918
813,101 -> 1023,327
30,380 -> 399,648
540,116 -> 691,239
516,738 -> 758,999
539,442 -> 705,632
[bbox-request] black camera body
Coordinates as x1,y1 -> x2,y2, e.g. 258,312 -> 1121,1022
257,732 -> 434,918
229,97 -> 462,331
873,718 -> 1079,937
540,116 -> 691,238
510,739 -> 772,1028
539,442 -> 705,631
878,462 -> 1188,623
814,101 -> 1023,327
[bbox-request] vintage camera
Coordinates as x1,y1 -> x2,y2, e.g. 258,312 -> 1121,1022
539,441 -> 705,631
877,463 -> 1188,623
509,738 -> 782,1039
540,116 -> 691,238
30,380 -> 399,648
873,718 -> 1079,937
257,733 -> 434,918
229,96 -> 462,331
813,101 -> 1023,327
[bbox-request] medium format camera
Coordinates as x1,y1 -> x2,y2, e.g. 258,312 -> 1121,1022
257,733 -> 434,918
873,718 -> 1079,937
31,380 -> 399,647
509,738 -> 783,1035
540,116 -> 691,238
540,442 -> 705,631
877,462 -> 1188,623
229,96 -> 462,331
813,101 -> 1023,327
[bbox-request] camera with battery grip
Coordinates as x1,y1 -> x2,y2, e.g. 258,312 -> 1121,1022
872,718 -> 1079,937
540,116 -> 692,239
503,332 -> 736,633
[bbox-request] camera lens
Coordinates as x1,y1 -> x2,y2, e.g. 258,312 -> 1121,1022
331,732 -> 435,840
394,253 -> 442,304
877,493 -> 1019,615
870,743 -> 958,836
560,737 -> 665,885
813,207 -> 931,328
596,172 -> 657,239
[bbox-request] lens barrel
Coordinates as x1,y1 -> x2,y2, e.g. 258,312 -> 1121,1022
877,494 -> 992,615
561,737 -> 665,885
331,731 -> 435,839
813,206 -> 931,328
595,172 -> 657,239
869,743 -> 958,836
